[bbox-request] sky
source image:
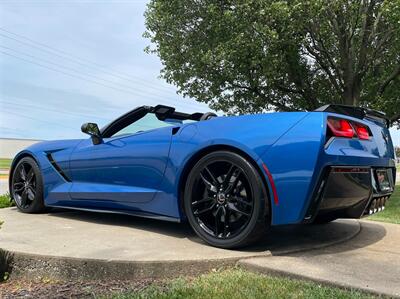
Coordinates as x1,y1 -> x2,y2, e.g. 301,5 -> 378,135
0,0 -> 399,146
0,0 -> 211,141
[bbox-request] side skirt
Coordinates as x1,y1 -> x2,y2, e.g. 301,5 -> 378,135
46,205 -> 181,223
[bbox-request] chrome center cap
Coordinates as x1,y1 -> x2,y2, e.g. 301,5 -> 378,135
217,193 -> 226,204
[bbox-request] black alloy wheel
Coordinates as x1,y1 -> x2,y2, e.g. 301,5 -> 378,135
11,157 -> 45,213
184,151 -> 270,248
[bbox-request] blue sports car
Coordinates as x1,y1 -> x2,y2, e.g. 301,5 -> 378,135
9,104 -> 396,248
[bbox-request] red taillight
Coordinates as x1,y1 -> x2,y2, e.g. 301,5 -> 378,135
327,118 -> 354,138
327,117 -> 371,140
354,123 -> 370,140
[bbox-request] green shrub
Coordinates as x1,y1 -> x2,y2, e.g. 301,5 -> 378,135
0,193 -> 13,209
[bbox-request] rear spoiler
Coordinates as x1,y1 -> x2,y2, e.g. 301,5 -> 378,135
315,104 -> 389,128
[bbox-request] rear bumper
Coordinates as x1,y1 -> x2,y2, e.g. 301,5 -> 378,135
304,166 -> 395,222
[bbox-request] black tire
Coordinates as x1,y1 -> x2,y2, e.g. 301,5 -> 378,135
11,157 -> 46,213
184,151 -> 270,248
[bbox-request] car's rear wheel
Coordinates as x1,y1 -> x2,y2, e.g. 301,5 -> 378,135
11,157 -> 46,213
184,151 -> 270,248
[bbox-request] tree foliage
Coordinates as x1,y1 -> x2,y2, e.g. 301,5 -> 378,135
144,0 -> 400,124
395,146 -> 400,158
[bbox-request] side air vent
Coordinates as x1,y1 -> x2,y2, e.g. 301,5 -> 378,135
172,127 -> 180,135
46,153 -> 71,182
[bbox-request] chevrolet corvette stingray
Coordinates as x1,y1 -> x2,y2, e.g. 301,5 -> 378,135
9,104 -> 396,248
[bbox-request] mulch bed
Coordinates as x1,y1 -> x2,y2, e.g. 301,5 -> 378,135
0,278 -> 157,298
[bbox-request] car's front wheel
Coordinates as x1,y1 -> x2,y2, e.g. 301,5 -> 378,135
11,157 -> 46,213
184,151 -> 270,248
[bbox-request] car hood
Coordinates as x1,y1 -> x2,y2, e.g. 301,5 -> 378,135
23,138 -> 84,154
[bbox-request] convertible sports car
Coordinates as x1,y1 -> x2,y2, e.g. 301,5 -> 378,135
9,104 -> 396,248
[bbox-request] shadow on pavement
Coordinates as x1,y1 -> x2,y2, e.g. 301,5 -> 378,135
247,221 -> 382,254
44,208 -> 387,254
47,208 -> 194,239
292,220 -> 388,257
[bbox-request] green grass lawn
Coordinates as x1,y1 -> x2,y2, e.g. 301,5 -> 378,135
0,158 -> 12,170
369,185 -> 400,224
101,269 -> 374,299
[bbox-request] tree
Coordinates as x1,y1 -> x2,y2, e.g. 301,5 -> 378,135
395,146 -> 400,158
144,0 -> 400,124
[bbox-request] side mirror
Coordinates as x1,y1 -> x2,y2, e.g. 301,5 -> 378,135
81,123 -> 103,145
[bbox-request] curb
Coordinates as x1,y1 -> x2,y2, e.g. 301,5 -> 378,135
5,251 -> 262,281
0,221 -> 361,282
237,260 -> 398,298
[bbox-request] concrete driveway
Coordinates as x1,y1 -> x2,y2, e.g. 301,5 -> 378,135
240,220 -> 400,297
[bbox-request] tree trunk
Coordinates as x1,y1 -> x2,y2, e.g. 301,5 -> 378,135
352,76 -> 361,106
342,81 -> 361,106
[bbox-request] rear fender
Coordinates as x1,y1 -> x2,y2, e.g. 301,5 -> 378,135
260,113 -> 326,225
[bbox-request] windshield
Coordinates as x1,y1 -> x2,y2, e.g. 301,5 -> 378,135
111,113 -> 174,137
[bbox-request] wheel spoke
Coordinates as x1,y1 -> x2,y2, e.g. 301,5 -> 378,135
213,206 -> 229,238
222,206 -> 230,237
224,167 -> 241,194
13,182 -> 24,193
213,205 -> 222,236
19,165 -> 27,181
227,202 -> 250,217
204,167 -> 218,186
214,215 -> 220,237
26,169 -> 35,183
27,187 -> 35,201
20,190 -> 28,206
220,206 -> 226,223
233,196 -> 252,207
192,197 -> 214,206
194,202 -> 216,216
199,173 -> 217,193
224,165 -> 236,184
